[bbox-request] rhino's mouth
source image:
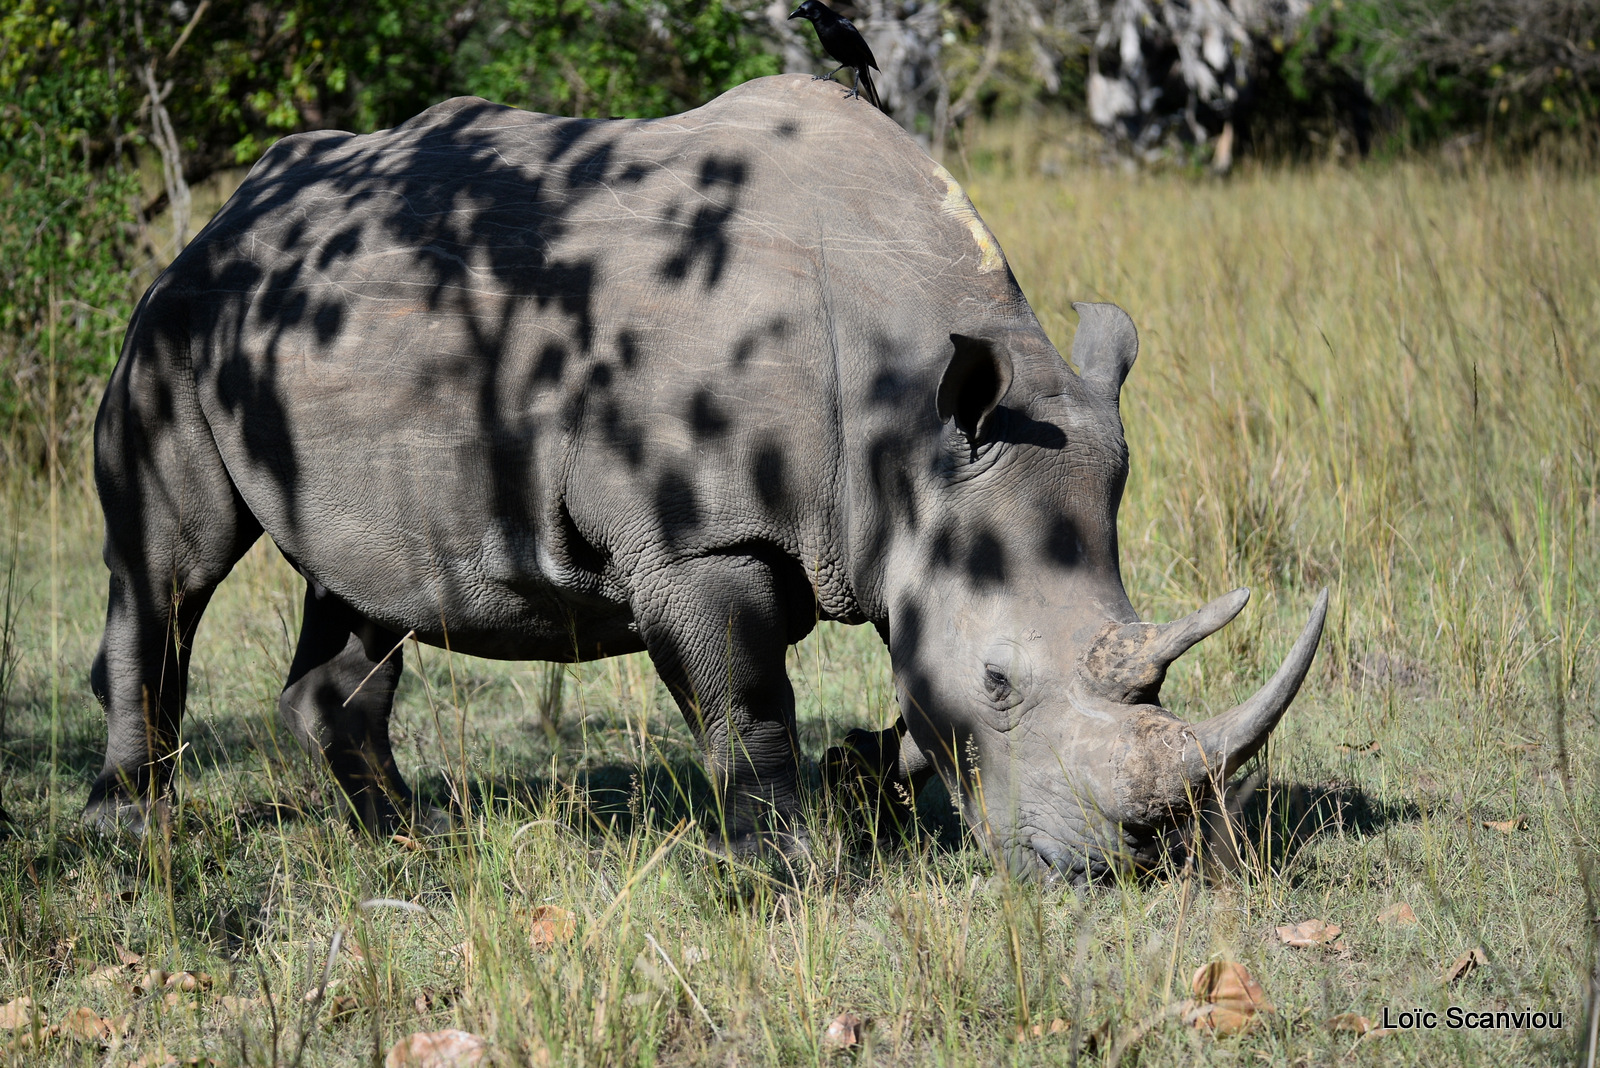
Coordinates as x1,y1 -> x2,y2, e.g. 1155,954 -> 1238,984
1023,837 -> 1115,887
1010,823 -> 1174,887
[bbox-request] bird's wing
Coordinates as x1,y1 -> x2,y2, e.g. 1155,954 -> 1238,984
839,16 -> 879,70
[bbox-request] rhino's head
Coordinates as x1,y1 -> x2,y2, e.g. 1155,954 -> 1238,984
883,302 -> 1327,884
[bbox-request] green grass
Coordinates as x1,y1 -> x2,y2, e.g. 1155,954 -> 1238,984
0,156 -> 1596,1066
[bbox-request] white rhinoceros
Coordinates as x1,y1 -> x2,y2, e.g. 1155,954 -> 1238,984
89,75 -> 1324,881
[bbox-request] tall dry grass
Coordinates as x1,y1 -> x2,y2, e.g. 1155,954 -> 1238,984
0,155 -> 1594,1066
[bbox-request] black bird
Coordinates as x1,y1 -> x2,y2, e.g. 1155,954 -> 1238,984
788,1 -> 884,111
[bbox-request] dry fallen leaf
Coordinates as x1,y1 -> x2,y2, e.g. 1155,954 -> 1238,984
58,1006 -> 124,1044
1483,817 -> 1527,833
114,943 -> 143,967
326,994 -> 362,1024
1326,1013 -> 1374,1034
1275,919 -> 1342,948
0,997 -> 36,1030
129,1055 -> 183,1068
527,906 -> 577,950
1183,961 -> 1274,1036
823,1010 -> 864,1049
1442,947 -> 1488,984
134,968 -> 170,994
385,1029 -> 490,1068
391,834 -> 423,852
1377,902 -> 1418,928
85,963 -> 131,994
7,1026 -> 50,1051
164,971 -> 213,993
1018,1017 -> 1072,1040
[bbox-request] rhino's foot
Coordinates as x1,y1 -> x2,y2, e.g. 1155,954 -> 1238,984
707,825 -> 814,889
384,802 -> 457,846
707,825 -> 811,862
82,795 -> 171,839
349,793 -> 457,843
410,802 -> 457,839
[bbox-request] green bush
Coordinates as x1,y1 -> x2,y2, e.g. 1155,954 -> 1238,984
1283,0 -> 1600,154
0,0 -> 477,465
0,2 -> 141,465
460,0 -> 778,119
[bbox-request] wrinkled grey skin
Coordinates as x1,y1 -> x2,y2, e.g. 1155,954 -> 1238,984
88,74 -> 1325,879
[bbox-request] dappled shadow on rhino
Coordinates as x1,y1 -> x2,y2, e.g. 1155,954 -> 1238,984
85,74 -> 1327,884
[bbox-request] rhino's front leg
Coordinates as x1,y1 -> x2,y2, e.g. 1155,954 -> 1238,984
633,554 -> 803,850
824,716 -> 934,839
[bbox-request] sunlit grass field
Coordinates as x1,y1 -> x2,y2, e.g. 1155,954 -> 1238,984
0,153 -> 1596,1066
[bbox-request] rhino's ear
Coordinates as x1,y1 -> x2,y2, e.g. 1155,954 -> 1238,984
1071,302 -> 1139,393
938,334 -> 1014,445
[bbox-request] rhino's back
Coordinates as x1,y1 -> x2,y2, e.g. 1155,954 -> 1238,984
157,76 -> 1020,650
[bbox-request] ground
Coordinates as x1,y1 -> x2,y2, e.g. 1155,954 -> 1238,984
0,149 -> 1595,1066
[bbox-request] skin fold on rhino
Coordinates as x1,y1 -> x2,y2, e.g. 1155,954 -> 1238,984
88,73 -> 1326,880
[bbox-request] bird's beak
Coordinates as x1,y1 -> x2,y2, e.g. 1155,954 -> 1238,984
787,7 -> 803,18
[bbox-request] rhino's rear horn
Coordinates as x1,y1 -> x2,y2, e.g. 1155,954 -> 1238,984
1071,302 -> 1139,393
1080,588 -> 1250,704
1183,588 -> 1330,783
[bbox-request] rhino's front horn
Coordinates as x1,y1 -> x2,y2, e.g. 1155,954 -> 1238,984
1182,588 -> 1330,783
1081,588 -> 1251,704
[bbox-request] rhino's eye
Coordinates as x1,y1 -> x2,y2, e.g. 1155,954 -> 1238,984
983,666 -> 1013,702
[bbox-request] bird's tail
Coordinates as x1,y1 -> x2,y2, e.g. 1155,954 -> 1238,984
858,66 -> 884,112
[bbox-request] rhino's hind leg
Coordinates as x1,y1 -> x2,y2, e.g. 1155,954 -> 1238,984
87,582 -> 225,833
633,554 -> 806,852
88,339 -> 263,832
278,583 -> 440,836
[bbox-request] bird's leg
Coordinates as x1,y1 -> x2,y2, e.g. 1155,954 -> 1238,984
816,64 -> 848,83
847,67 -> 862,99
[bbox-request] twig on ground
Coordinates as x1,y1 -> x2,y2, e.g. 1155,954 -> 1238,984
645,932 -> 721,1038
